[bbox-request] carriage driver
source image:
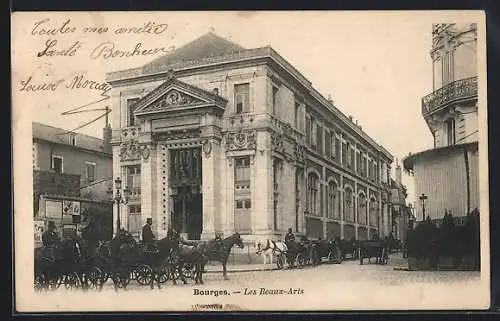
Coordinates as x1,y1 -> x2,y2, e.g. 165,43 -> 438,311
142,218 -> 156,250
285,228 -> 295,245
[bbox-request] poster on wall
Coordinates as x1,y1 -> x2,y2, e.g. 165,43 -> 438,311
45,200 -> 62,219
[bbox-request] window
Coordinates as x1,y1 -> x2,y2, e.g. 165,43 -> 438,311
369,199 -> 378,227
317,126 -> 323,154
69,133 -> 76,146
341,143 -> 347,166
344,187 -> 354,222
346,143 -> 352,168
52,155 -> 63,173
128,204 -> 142,235
272,86 -> 279,116
327,181 -> 338,219
331,133 -> 337,158
127,165 -> 141,196
446,118 -> 456,146
358,193 -> 367,225
356,152 -> 361,174
307,173 -> 319,216
325,131 -> 331,157
305,116 -> 311,146
334,136 -> 340,161
311,118 -> 318,147
127,98 -> 140,126
234,156 -> 252,233
294,101 -> 300,129
441,50 -> 455,86
85,161 -> 96,182
235,83 -> 250,114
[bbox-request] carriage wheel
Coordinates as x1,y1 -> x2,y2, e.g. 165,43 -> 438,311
157,265 -> 170,284
296,253 -> 306,268
183,264 -> 194,279
64,272 -> 81,290
47,275 -> 61,291
276,254 -> 285,270
130,268 -> 138,281
135,265 -> 154,286
87,267 -> 105,290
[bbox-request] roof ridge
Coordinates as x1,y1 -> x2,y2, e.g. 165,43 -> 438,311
33,121 -> 104,142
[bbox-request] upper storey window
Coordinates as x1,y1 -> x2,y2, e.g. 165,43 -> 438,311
235,83 -> 250,114
441,50 -> 455,86
127,98 -> 140,126
446,118 -> 456,146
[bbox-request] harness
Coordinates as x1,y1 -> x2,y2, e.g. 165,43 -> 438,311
256,240 -> 271,255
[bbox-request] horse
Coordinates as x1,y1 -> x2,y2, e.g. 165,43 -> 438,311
197,233 -> 245,280
175,242 -> 207,284
254,239 -> 274,265
34,237 -> 84,291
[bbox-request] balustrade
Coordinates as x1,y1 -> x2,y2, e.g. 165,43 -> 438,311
422,76 -> 478,116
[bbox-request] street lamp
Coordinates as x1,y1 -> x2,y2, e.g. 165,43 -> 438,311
114,177 -> 129,234
419,193 -> 428,222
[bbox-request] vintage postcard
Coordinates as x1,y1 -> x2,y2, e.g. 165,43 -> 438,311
12,11 -> 490,312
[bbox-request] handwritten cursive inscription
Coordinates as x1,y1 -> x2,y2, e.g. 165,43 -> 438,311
90,42 -> 175,60
31,18 -> 77,36
19,76 -> 65,92
37,39 -> 83,57
19,74 -> 111,95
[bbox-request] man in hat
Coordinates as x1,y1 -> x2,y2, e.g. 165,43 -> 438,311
142,218 -> 156,249
42,221 -> 60,260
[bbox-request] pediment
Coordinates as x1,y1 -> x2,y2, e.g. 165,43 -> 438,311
133,73 -> 227,115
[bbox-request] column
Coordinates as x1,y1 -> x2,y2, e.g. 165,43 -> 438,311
340,175 -> 344,239
141,146 -> 158,236
354,183 -> 359,240
322,166 -> 327,239
253,131 -> 272,236
157,144 -> 170,239
201,139 -> 219,240
112,145 -> 121,236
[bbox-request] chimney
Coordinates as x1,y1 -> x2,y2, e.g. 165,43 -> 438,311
212,88 -> 219,96
103,106 -> 112,154
348,115 -> 353,122
327,94 -> 333,104
395,158 -> 402,185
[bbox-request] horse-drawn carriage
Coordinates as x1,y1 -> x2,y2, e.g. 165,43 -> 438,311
34,229 -> 246,291
310,238 -> 343,265
358,239 -> 389,265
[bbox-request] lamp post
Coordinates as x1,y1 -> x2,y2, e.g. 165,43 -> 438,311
114,177 -> 129,234
419,193 -> 428,222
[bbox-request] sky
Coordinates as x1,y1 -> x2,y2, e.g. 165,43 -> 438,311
14,11 -> 446,205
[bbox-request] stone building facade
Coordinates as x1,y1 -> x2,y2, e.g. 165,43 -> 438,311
403,23 -> 479,223
106,33 -> 393,241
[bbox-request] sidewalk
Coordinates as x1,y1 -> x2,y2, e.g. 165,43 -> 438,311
204,263 -> 279,273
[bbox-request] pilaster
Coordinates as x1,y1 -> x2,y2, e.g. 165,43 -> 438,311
201,139 -> 220,240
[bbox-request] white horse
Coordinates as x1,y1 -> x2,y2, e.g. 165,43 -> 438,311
254,239 -> 288,265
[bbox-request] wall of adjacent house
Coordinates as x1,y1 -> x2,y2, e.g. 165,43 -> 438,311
35,140 -> 112,188
413,144 -> 479,220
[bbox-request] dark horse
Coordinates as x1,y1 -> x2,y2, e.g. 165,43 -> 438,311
197,233 -> 245,280
98,229 -> 179,290
34,237 -> 84,290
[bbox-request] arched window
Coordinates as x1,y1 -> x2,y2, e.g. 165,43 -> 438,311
327,181 -> 338,219
358,193 -> 367,225
445,118 -> 456,146
307,172 -> 319,216
369,198 -> 377,226
344,187 -> 354,222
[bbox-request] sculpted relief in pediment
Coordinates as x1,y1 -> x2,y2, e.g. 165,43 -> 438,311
147,89 -> 205,111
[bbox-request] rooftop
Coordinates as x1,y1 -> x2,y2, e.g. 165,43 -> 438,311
33,122 -> 111,155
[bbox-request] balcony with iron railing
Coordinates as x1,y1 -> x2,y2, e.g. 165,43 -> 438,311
421,76 -> 478,117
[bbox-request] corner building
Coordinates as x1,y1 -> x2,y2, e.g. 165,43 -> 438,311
107,33 -> 393,242
403,24 -> 479,224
